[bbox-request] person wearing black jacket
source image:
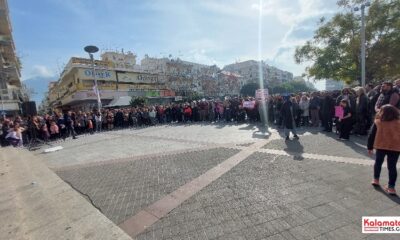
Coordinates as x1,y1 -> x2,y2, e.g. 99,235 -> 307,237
281,96 -> 299,140
309,92 -> 321,127
321,92 -> 335,132
354,87 -> 369,135
338,100 -> 352,140
64,111 -> 77,139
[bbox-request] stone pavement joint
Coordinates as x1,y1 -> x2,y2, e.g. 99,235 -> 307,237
52,143 -> 235,172
118,137 -> 274,238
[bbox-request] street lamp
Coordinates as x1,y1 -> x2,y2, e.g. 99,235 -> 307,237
354,2 -> 370,87
84,45 -> 101,112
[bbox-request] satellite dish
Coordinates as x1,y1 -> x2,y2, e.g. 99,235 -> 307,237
84,45 -> 99,53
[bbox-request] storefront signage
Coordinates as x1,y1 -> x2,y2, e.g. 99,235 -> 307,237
118,72 -> 158,84
78,68 -> 116,81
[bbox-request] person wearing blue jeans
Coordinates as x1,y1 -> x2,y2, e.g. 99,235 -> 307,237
368,104 -> 400,195
373,150 -> 399,189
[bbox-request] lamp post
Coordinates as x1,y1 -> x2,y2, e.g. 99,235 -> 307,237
0,72 -> 7,118
354,2 -> 370,87
84,45 -> 101,112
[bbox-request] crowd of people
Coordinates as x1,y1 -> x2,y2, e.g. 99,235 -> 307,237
1,79 -> 399,194
1,80 -> 399,147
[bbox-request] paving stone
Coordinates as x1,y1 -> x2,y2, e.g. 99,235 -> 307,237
136,152 -> 398,239
263,133 -> 371,159
35,125 -> 400,239
56,147 -> 239,224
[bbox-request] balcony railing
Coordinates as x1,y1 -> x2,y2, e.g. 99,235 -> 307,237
0,88 -> 20,101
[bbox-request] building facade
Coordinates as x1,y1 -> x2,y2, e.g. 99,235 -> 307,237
325,79 -> 345,91
0,0 -> 26,116
47,53 -> 175,112
223,60 -> 293,87
140,55 -> 220,96
47,53 -> 297,111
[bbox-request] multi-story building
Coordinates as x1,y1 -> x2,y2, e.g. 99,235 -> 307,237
0,0 -> 26,116
223,60 -> 293,87
47,53 -> 296,110
325,79 -> 344,91
141,55 -> 219,96
47,52 -> 175,111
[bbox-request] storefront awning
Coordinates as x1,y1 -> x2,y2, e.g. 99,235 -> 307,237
104,96 -> 131,108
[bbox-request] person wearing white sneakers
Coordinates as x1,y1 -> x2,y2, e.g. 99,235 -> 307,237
368,104 -> 400,195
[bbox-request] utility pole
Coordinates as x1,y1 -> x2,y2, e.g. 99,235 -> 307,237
354,2 -> 370,86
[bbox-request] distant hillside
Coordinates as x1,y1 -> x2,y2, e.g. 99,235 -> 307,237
23,76 -> 55,104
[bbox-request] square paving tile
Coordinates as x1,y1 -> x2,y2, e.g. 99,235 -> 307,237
137,152 -> 397,240
56,147 -> 239,224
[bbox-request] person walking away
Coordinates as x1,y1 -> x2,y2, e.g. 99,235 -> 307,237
368,104 -> 400,195
281,96 -> 299,140
299,95 -> 310,127
338,100 -> 352,140
375,81 -> 400,112
354,87 -> 369,135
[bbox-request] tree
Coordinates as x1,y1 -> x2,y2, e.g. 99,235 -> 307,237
240,82 -> 259,96
295,0 -> 400,84
130,96 -> 147,107
270,81 -> 315,94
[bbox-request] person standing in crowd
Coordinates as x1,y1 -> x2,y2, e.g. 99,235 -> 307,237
274,96 -> 283,127
354,87 -> 369,135
368,104 -> 400,195
321,92 -> 335,132
309,92 -> 321,127
149,107 -> 157,125
183,104 -> 192,123
115,109 -> 124,128
1,119 -> 11,146
299,95 -> 310,127
49,120 -> 59,140
281,96 -> 299,140
5,123 -> 25,147
95,112 -> 102,132
375,81 -> 400,112
365,84 -> 378,127
338,100 -> 352,140
64,111 -> 77,139
395,79 -> 400,92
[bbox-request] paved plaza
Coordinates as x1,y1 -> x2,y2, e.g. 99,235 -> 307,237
38,123 -> 400,239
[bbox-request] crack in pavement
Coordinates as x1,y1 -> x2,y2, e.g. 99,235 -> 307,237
63,179 -> 104,214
